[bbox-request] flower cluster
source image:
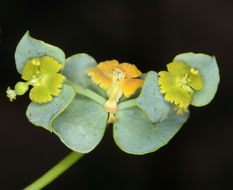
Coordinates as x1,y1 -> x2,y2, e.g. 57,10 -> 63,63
158,62 -> 203,115
6,56 -> 65,103
6,31 -> 220,157
87,60 -> 143,122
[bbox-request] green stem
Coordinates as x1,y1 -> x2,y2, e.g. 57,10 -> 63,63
64,80 -> 106,105
23,151 -> 84,190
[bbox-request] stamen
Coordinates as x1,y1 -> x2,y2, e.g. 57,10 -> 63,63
176,74 -> 194,94
112,68 -> 126,81
30,74 -> 43,86
6,87 -> 17,102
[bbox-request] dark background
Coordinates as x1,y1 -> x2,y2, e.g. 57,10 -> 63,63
0,0 -> 232,189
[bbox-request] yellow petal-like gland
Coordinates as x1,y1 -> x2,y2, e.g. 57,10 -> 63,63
164,89 -> 191,110
121,78 -> 143,97
167,62 -> 189,77
188,69 -> 203,90
29,86 -> 52,103
119,63 -> 142,78
158,71 -> 176,94
97,60 -> 119,72
40,56 -> 62,74
22,59 -> 38,81
87,67 -> 113,90
46,73 -> 66,96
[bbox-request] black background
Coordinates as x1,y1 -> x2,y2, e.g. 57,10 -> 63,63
0,0 -> 232,189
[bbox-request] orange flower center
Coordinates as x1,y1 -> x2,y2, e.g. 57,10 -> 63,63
87,60 -> 144,123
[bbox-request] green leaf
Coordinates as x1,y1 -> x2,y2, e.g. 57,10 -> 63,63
173,52 -> 220,106
15,31 -> 65,74
62,53 -> 107,98
26,84 -> 76,132
52,94 -> 108,153
135,71 -> 170,123
113,106 -> 189,155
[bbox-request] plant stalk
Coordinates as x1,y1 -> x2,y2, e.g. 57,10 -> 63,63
64,80 -> 106,105
23,151 -> 84,190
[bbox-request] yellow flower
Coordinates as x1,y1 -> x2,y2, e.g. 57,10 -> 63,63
158,62 -> 203,115
6,56 -> 65,103
87,60 -> 143,123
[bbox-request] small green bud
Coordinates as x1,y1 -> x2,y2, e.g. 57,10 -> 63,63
15,82 -> 29,95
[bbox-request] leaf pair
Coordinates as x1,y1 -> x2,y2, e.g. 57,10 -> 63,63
13,32 -> 220,155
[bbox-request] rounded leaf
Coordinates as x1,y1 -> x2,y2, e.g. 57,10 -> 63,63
26,84 -> 76,131
173,52 -> 220,106
15,31 -> 65,74
52,94 -> 108,153
135,71 -> 170,123
113,105 -> 189,155
62,53 -> 107,97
